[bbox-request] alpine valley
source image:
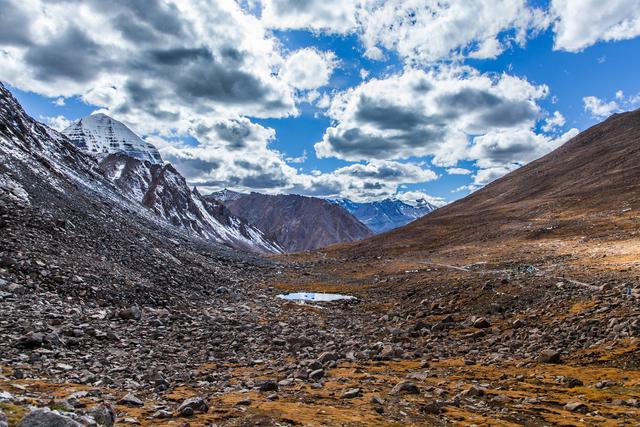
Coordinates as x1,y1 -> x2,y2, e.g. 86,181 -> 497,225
2,2 -> 640,426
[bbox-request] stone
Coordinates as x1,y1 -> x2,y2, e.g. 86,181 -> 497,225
512,319 -> 526,328
255,380 -> 278,392
151,410 -> 173,419
17,332 -> 44,349
462,385 -> 485,397
421,402 -> 442,414
473,317 -> 491,328
371,395 -> 385,405
16,408 -> 82,427
342,388 -> 362,399
390,381 -> 420,395
309,369 -> 324,381
88,404 -> 115,427
118,306 -> 142,321
538,350 -> 562,363
564,401 -> 588,412
0,410 -> 7,427
317,352 -> 337,364
177,397 -> 209,415
379,345 -> 395,359
118,393 -> 144,406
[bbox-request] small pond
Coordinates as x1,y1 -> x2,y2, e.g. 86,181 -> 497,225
277,292 -> 356,302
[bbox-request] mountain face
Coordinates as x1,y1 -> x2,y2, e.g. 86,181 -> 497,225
341,108 -> 640,257
209,188 -> 246,202
330,197 -> 437,233
63,113 -> 163,164
207,192 -> 373,252
96,152 -> 281,255
0,84 -> 279,254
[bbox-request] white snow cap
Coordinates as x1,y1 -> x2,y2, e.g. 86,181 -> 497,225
63,113 -> 163,164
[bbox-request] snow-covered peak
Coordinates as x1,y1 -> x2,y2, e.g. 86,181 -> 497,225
63,113 -> 163,164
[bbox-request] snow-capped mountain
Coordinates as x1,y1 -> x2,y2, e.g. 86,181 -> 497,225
100,154 -> 282,253
0,83 -> 280,254
330,197 -> 438,234
63,113 -> 163,164
209,188 -> 246,202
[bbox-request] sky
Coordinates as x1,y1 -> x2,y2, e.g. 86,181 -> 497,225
1,0 -> 640,206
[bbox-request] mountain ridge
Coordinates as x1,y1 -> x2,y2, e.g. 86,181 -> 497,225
207,192 -> 373,252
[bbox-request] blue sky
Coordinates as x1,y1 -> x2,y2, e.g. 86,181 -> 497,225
3,0 -> 640,205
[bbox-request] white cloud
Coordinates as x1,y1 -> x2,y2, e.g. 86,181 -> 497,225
281,48 -> 337,90
286,150 -> 307,164
583,91 -> 640,118
542,110 -> 566,132
583,96 -> 620,117
0,0 -> 297,126
551,0 -> 640,52
470,127 -> 578,184
315,66 -> 548,167
356,0 -> 548,65
447,167 -> 472,175
259,0 -> 357,34
40,115 -> 71,131
53,97 -> 65,106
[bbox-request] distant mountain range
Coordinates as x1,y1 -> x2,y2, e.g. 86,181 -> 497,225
329,197 -> 437,233
7,108 -> 438,254
206,191 -> 372,252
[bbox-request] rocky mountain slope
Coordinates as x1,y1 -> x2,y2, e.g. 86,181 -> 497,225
99,154 -> 282,253
63,113 -> 163,164
208,192 -> 373,252
209,188 -> 246,202
336,108 -> 640,259
330,197 -> 438,233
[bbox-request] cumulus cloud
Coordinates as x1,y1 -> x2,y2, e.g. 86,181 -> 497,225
542,110 -> 566,132
289,160 -> 438,201
447,167 -> 472,175
281,48 -> 337,90
470,128 -> 578,185
257,0 -> 548,65
259,0 -> 358,34
315,67 -> 547,166
357,0 -> 548,64
551,0 -> 640,52
583,92 -> 640,118
40,115 -> 71,131
0,0 -> 296,126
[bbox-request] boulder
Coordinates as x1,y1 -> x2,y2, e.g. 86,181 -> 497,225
390,381 -> 420,395
16,408 -> 82,427
177,396 -> 209,416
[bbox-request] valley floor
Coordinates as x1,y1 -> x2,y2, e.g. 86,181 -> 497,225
2,239 -> 640,426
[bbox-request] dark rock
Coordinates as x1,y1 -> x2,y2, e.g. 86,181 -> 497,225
255,380 -> 278,392
177,397 -> 209,415
17,332 -> 44,349
88,404 -> 115,427
118,393 -> 144,406
564,401 -> 588,412
118,306 -> 142,321
472,317 -> 491,328
16,409 -> 81,427
538,350 -> 562,363
390,381 -> 420,395
342,388 -> 362,399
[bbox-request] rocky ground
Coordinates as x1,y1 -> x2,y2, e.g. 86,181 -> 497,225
2,214 -> 640,427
